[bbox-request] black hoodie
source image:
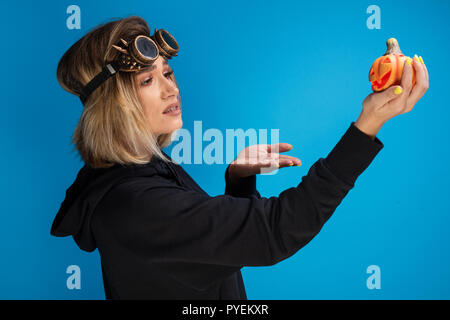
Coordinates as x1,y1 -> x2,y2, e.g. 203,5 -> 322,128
50,122 -> 384,299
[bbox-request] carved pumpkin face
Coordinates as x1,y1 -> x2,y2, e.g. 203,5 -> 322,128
369,54 -> 399,91
369,53 -> 416,92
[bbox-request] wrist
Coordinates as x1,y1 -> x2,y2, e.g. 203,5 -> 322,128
227,162 -> 240,183
354,113 -> 384,140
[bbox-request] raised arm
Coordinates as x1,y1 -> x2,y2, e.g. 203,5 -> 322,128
94,121 -> 383,291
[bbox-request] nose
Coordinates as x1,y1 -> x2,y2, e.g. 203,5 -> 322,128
161,74 -> 179,99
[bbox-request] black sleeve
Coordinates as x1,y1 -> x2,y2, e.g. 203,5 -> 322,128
98,121 -> 383,290
224,164 -> 262,198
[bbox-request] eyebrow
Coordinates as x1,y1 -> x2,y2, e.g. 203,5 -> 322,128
136,59 -> 169,75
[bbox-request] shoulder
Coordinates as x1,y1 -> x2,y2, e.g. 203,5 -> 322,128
95,173 -> 185,217
92,174 -> 181,235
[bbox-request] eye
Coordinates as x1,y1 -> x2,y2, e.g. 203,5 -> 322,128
164,70 -> 174,80
141,77 -> 153,86
140,70 -> 174,87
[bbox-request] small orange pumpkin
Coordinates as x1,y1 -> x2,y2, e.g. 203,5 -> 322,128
369,38 -> 416,92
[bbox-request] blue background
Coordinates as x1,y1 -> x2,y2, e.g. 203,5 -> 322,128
1,0 -> 448,299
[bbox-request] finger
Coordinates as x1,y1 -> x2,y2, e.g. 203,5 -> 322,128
257,155 -> 281,166
400,58 -> 413,95
261,154 -> 281,167
420,56 -> 429,83
372,85 -> 403,109
267,156 -> 301,168
261,155 -> 287,168
278,155 -> 302,166
405,57 -> 428,112
276,158 -> 297,168
262,154 -> 301,166
267,143 -> 293,154
259,158 -> 281,170
259,158 -> 275,167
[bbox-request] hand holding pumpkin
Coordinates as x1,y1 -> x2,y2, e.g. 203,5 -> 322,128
369,38 -> 417,92
355,39 -> 429,139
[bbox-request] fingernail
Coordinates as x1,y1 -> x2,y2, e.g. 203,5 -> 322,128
295,163 -> 302,166
394,87 -> 403,95
419,56 -> 424,64
288,162 -> 293,166
406,57 -> 412,66
414,54 -> 420,62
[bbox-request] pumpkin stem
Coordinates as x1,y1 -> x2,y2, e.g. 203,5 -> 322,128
384,38 -> 404,55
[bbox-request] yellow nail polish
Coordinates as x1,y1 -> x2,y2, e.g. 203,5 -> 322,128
414,54 -> 420,62
406,57 -> 412,66
419,56 -> 424,64
288,163 -> 293,166
394,87 -> 403,95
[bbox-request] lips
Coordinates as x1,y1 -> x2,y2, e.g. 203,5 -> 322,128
163,102 -> 180,114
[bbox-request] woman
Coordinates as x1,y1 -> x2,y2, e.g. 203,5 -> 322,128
50,16 -> 429,299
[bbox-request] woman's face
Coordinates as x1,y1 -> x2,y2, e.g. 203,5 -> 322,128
135,56 -> 182,137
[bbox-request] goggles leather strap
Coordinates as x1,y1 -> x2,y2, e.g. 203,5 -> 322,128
79,61 -> 120,105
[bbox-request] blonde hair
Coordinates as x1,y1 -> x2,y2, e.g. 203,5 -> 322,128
56,16 -> 181,168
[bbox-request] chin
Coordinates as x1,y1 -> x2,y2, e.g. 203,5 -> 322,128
173,117 -> 183,131
162,119 -> 183,135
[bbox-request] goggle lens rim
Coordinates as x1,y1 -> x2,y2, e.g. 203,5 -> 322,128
135,36 -> 159,60
160,30 -> 179,51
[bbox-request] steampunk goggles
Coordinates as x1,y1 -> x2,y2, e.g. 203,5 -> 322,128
79,28 -> 179,105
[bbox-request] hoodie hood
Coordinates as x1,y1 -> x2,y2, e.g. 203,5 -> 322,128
50,151 -> 178,252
